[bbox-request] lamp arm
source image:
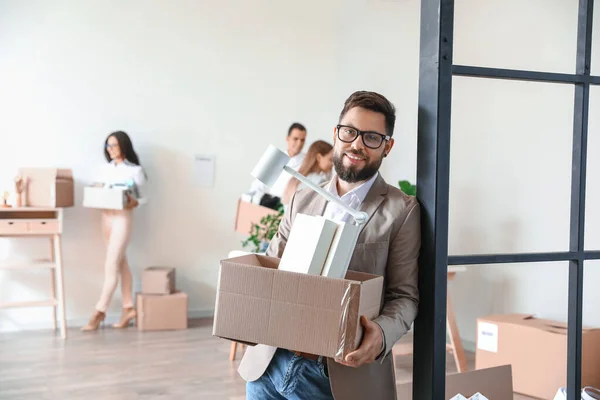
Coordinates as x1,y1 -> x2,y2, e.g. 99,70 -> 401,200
283,166 -> 369,226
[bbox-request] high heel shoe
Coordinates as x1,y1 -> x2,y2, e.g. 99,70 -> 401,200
81,310 -> 106,331
112,307 -> 136,329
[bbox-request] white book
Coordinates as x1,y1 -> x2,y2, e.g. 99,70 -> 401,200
278,213 -> 338,275
319,217 -> 361,279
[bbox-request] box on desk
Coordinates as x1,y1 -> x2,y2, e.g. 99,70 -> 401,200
19,168 -> 74,207
475,314 -> 600,399
142,267 -> 176,295
212,254 -> 383,360
136,292 -> 188,331
83,186 -> 129,210
234,199 -> 279,235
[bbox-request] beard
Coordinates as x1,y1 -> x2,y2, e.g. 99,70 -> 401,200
333,148 -> 383,183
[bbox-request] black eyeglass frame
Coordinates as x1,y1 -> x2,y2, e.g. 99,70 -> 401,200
336,124 -> 392,149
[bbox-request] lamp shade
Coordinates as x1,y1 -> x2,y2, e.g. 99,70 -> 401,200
251,145 -> 290,187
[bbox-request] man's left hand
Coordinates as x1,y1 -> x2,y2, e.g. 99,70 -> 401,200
338,316 -> 383,368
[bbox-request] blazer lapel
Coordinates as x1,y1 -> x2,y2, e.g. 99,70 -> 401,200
306,182 -> 329,217
358,174 -> 388,233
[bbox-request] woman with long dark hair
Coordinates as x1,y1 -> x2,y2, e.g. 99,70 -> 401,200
82,131 -> 147,331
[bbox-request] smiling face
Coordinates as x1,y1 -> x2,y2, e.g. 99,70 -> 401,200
287,128 -> 307,157
332,107 -> 394,183
105,135 -> 123,161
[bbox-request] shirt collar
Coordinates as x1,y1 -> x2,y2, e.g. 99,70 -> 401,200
110,159 -> 134,167
327,171 -> 379,206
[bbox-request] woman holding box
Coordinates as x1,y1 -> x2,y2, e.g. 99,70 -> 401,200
82,131 -> 147,331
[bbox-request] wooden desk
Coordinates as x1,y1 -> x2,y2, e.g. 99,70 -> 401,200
0,207 -> 67,339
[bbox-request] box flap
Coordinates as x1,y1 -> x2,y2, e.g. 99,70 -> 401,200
19,167 -> 73,180
478,314 -> 533,323
221,254 -> 280,270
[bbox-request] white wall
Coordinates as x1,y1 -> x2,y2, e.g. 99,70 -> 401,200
1,0 -> 599,349
0,0 -> 342,329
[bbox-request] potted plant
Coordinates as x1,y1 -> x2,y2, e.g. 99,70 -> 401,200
242,206 -> 285,253
399,180 -> 416,196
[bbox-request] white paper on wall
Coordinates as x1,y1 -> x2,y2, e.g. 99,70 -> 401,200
193,154 -> 215,188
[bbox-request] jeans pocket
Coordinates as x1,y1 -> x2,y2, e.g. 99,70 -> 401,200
319,362 -> 329,379
281,355 -> 302,394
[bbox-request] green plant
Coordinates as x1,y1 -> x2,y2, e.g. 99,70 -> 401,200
399,180 -> 417,196
242,206 -> 285,253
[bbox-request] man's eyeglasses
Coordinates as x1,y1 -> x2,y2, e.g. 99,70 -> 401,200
336,125 -> 390,149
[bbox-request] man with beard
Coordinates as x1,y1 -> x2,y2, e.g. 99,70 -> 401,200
239,91 -> 421,400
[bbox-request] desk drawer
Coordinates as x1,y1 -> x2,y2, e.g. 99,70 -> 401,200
29,220 -> 59,234
0,220 -> 29,234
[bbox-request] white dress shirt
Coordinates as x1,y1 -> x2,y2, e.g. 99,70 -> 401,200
97,160 -> 148,205
322,171 -> 384,355
323,172 -> 378,223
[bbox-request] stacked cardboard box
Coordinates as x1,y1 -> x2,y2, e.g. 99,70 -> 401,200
136,267 -> 188,331
18,167 -> 75,207
475,314 -> 600,399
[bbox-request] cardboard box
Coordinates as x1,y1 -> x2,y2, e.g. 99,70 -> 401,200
234,199 -> 278,235
142,267 -> 176,295
475,314 -> 600,399
19,168 -> 74,208
83,186 -> 128,210
396,365 -> 513,400
212,254 -> 383,360
136,292 -> 188,331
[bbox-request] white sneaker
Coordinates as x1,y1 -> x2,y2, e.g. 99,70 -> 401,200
554,387 -> 600,400
582,387 -> 600,400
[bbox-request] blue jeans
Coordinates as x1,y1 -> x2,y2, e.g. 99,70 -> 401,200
246,349 -> 333,400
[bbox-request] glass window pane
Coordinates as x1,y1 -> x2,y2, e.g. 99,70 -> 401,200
450,77 -> 573,255
450,262 -> 568,398
585,86 -> 600,250
454,0 -> 578,74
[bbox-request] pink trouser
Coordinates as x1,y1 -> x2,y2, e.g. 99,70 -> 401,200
95,209 -> 134,313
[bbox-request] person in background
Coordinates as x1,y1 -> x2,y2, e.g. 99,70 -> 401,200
249,123 -> 307,206
81,131 -> 147,332
282,140 -> 333,205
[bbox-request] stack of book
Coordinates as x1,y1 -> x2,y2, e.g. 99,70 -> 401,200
278,213 -> 361,279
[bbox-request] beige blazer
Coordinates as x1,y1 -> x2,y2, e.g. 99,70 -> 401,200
238,174 -> 421,400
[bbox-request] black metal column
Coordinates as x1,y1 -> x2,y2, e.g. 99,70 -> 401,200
414,0 -> 455,397
567,0 -> 593,398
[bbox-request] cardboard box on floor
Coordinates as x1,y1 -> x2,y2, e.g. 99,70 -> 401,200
234,199 -> 279,235
476,314 -> 600,399
212,254 -> 383,360
136,292 -> 188,331
396,365 -> 513,400
142,267 -> 176,295
19,167 -> 74,208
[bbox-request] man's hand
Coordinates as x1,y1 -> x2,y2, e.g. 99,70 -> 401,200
337,316 -> 383,368
124,194 -> 139,209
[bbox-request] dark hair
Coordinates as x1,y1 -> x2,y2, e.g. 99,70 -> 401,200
104,131 -> 142,165
338,91 -> 396,137
288,122 -> 307,136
